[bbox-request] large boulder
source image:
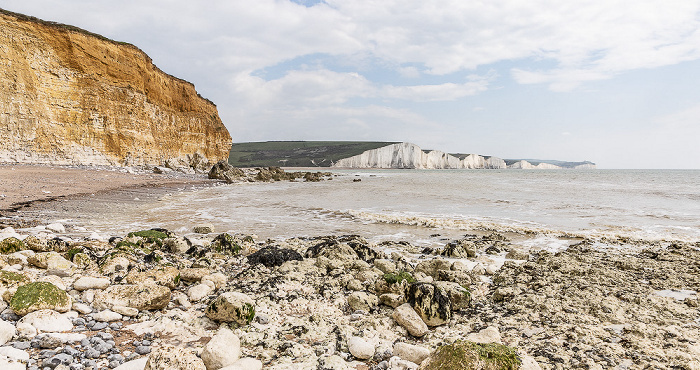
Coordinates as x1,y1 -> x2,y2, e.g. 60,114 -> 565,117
391,303 -> 429,337
125,266 -> 181,289
414,258 -> 452,280
406,283 -> 452,327
94,284 -> 171,311
18,309 -> 73,332
201,327 -> 241,370
441,239 -> 477,258
10,282 -> 72,316
206,292 -> 255,325
145,345 -> 206,370
208,161 -> 244,183
347,292 -> 378,312
433,281 -> 471,311
419,341 -> 520,370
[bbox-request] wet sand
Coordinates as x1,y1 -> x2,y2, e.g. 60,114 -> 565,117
0,164 -> 213,213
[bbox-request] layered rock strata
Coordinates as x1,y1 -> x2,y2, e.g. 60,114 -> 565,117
0,9 -> 231,167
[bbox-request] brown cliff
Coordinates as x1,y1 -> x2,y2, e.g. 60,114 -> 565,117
0,9 -> 231,168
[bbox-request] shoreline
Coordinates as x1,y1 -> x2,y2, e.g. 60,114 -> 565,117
0,164 -> 217,216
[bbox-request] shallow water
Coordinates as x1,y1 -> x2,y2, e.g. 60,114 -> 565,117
37,169 -> 700,249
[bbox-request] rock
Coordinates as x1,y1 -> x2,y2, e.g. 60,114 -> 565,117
179,268 -> 211,283
188,283 -> 214,302
317,354 -> 353,370
247,246 -> 303,268
72,303 -> 93,314
37,275 -> 66,291
406,283 -> 452,326
441,239 -> 476,258
101,256 -> 131,276
388,356 -> 419,370
419,341 -> 520,370
0,346 -> 29,362
36,332 -> 86,347
114,358 -> 148,370
208,161 -> 244,183
0,237 -> 25,254
125,266 -> 180,289
219,358 -> 263,370
466,326 -> 502,344
391,303 -> 429,337
15,322 -> 36,339
347,291 -> 378,312
374,259 -> 397,274
201,327 -> 240,370
205,292 -> 255,325
393,342 -> 430,365
27,252 -> 62,269
163,237 -> 191,254
45,223 -> 66,234
144,345 -> 206,370
348,336 -> 375,360
9,282 -> 72,316
92,309 -> 123,322
18,309 -> 73,332
209,233 -> 244,255
433,281 -> 470,310
73,276 -> 111,291
0,319 -> 16,344
0,357 -> 25,370
202,273 -> 227,290
379,293 -> 404,308
94,283 -> 171,311
0,270 -> 30,288
112,305 -> 139,317
46,254 -> 76,277
193,224 -> 215,234
414,258 -> 452,280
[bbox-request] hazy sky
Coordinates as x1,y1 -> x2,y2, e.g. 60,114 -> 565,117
4,0 -> 700,168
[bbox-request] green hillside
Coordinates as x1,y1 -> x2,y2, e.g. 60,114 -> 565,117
228,141 -> 397,167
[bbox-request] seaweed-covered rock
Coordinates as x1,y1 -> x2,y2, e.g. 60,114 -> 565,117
0,270 -> 30,288
247,246 -> 302,268
305,236 -> 379,263
210,233 -> 242,255
208,161 -> 245,183
441,239 -> 477,258
419,341 -> 521,370
126,229 -> 170,249
407,282 -> 452,326
434,281 -> 471,311
206,292 -> 255,325
10,282 -> 72,316
0,237 -> 24,254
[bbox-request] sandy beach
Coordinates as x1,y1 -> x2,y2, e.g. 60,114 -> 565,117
0,165 -> 213,213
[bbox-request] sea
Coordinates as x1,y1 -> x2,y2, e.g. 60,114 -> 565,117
43,169 -> 700,251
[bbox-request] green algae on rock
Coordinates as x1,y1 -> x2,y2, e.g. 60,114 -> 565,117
10,281 -> 71,316
0,237 -> 25,254
421,341 -> 521,370
383,271 -> 416,285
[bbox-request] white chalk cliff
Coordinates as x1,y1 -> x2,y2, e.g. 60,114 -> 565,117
332,142 -> 595,170
332,143 -> 507,169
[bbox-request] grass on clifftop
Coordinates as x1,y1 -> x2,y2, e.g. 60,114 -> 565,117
228,141 -> 398,167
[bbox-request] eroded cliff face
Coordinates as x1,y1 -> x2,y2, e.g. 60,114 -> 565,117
0,10 -> 231,167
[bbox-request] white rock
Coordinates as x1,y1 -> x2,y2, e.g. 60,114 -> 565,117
36,332 -> 86,344
391,303 -> 429,337
387,356 -> 418,370
466,326 -> 502,344
219,358 -> 263,370
393,342 -> 430,365
188,283 -> 214,302
18,310 -> 73,333
82,290 -> 96,304
518,353 -> 543,370
87,232 -> 104,241
0,319 -> 16,345
114,358 -> 148,370
112,306 -> 139,317
144,344 -> 206,370
92,309 -> 122,322
0,346 -> 29,361
73,276 -> 111,291
348,336 -> 375,360
46,223 -> 66,234
0,355 -> 26,370
6,253 -> 28,266
201,273 -> 227,290
15,322 -> 36,339
201,327 -> 241,370
72,303 -> 93,314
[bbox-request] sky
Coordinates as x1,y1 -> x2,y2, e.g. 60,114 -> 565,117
3,0 -> 700,168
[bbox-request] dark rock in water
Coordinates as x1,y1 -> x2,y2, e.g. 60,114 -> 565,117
407,282 -> 452,327
208,160 -> 244,183
248,246 -> 303,268
441,239 -> 476,258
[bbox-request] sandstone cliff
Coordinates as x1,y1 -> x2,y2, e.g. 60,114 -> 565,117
0,9 -> 231,168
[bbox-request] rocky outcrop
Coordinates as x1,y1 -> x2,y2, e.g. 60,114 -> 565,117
0,9 -> 231,167
332,142 -> 596,170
